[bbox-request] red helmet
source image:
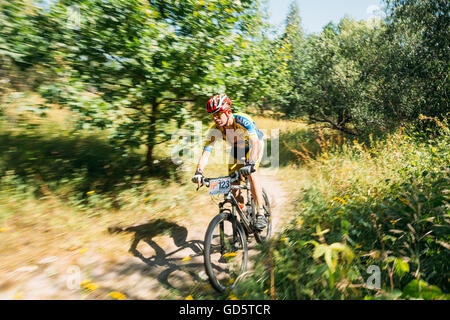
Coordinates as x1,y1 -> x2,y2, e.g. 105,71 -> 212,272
206,94 -> 232,113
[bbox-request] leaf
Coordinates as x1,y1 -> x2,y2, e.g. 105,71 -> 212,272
330,242 -> 355,263
324,246 -> 336,273
329,243 -> 347,251
402,279 -> 443,300
312,226 -> 330,237
313,244 -> 327,259
394,258 -> 410,278
302,240 -> 319,248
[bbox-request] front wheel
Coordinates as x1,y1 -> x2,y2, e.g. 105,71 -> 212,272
203,212 -> 248,292
254,188 -> 272,244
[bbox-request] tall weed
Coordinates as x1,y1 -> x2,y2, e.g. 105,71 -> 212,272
237,118 -> 449,300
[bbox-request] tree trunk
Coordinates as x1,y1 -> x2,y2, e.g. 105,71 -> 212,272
146,101 -> 159,170
146,142 -> 154,169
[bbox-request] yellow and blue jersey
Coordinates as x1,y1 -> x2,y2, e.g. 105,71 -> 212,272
203,112 -> 264,153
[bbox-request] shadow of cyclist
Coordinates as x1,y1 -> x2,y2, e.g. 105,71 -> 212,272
108,219 -> 206,292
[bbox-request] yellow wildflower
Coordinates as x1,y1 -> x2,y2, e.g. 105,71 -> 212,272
280,237 -> 287,242
264,289 -> 269,294
182,256 -> 192,261
355,243 -> 362,249
185,295 -> 194,300
333,197 -> 347,205
86,191 -> 95,195
78,248 -> 88,254
297,218 -> 303,226
80,279 -> 92,286
337,210 -> 344,215
13,292 -> 24,300
108,291 -> 126,300
222,252 -> 237,258
0,228 -> 8,232
83,282 -> 99,291
228,293 -> 239,300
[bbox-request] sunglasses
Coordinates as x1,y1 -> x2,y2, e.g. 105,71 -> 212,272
211,111 -> 226,118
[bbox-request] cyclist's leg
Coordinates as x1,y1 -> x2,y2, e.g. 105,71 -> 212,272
247,171 -> 263,209
228,152 -> 245,209
246,139 -> 264,210
246,139 -> 267,229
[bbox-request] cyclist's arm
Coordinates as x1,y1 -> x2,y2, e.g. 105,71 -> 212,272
248,135 -> 262,164
196,149 -> 211,173
198,124 -> 222,172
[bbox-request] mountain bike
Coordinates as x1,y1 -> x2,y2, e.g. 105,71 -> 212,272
198,170 -> 272,293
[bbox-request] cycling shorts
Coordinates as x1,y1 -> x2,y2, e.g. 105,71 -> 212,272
228,138 -> 264,175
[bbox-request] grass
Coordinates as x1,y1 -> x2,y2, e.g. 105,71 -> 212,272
0,94 -> 207,287
0,94 -> 287,299
4,92 -> 447,300
234,118 -> 450,300
0,97 -> 313,299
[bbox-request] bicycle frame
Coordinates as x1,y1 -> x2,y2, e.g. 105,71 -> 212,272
218,178 -> 255,236
202,171 -> 271,292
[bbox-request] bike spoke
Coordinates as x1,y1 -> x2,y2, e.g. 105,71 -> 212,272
205,217 -> 247,291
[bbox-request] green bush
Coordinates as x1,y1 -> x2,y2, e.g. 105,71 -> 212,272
237,121 -> 449,300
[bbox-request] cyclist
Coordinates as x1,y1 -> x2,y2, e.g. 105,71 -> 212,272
192,94 -> 267,230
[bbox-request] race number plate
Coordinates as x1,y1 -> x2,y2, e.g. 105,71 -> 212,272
209,177 -> 231,195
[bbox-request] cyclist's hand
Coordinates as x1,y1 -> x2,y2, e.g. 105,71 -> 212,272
240,163 -> 255,176
191,169 -> 203,188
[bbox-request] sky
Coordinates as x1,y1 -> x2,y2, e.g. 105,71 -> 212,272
266,0 -> 386,34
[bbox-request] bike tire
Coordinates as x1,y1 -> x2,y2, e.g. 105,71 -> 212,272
203,211 -> 248,293
254,188 -> 272,244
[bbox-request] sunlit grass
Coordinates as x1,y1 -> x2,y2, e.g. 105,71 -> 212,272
236,120 -> 450,300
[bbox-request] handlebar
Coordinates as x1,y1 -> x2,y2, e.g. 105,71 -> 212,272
197,170 -> 241,190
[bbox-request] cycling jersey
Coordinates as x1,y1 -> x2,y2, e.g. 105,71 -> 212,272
203,112 -> 264,153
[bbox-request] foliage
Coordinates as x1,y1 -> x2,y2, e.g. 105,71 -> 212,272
0,0 -> 55,94
383,0 -> 449,123
279,0 -> 448,135
0,0 -> 448,300
281,18 -> 393,135
0,0 -> 287,168
237,119 -> 450,300
278,0 -> 305,116
36,0 -> 291,167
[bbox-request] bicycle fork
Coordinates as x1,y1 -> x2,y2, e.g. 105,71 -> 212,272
218,214 -> 244,254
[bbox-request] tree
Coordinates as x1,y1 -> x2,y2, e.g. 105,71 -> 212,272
278,1 -> 305,117
36,0 -> 266,168
288,18 -> 387,135
280,0 -> 448,135
382,0 -> 449,122
0,0 -> 55,94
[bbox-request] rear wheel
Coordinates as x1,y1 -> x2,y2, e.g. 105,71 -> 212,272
203,212 -> 248,292
254,188 -> 272,244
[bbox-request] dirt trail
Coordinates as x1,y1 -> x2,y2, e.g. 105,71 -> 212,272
0,168 -> 291,300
